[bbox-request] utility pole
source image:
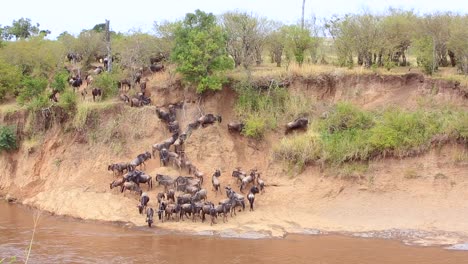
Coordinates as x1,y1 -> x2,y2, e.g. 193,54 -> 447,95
105,19 -> 112,72
301,0 -> 306,29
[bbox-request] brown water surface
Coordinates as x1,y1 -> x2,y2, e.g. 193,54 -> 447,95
1,201 -> 467,264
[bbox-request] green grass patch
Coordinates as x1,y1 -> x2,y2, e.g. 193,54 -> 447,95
235,82 -> 314,138
274,102 -> 468,169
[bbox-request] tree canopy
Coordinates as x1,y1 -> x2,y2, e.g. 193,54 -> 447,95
171,9 -> 233,93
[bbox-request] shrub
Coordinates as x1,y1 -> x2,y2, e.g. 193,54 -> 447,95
274,130 -> 321,170
242,114 -> 268,139
274,103 -> 465,170
93,72 -> 118,99
319,102 -> 374,133
0,60 -> 22,101
73,103 -> 91,130
51,71 -> 69,92
58,88 -> 77,113
26,93 -> 49,112
16,76 -> 48,106
0,125 -> 17,152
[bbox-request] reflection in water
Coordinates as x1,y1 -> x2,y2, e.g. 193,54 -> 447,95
0,201 -> 467,264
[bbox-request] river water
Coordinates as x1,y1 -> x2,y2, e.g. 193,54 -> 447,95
1,201 -> 467,264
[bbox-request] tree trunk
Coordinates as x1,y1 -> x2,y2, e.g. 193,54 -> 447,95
301,0 -> 306,29
448,50 -> 456,67
105,20 -> 112,72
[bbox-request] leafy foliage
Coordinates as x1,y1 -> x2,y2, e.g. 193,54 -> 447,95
275,103 -> 467,168
58,88 -> 77,113
0,125 -> 17,152
172,10 -> 234,93
51,71 -> 69,92
0,59 -> 21,101
93,72 -> 118,99
16,76 -> 48,106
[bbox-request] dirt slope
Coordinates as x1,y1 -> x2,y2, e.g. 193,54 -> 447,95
1,73 -> 467,244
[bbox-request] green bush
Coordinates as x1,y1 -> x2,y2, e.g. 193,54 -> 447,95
242,114 -> 268,139
235,82 -> 313,139
319,102 -> 374,133
93,72 -> 118,99
0,60 -> 22,101
51,71 -> 69,92
16,76 -> 48,106
0,125 -> 17,152
274,103 -> 465,168
58,88 -> 77,113
26,93 -> 49,112
171,10 -> 234,93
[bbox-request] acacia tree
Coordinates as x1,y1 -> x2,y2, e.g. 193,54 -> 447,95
380,9 -> 416,67
283,25 -> 312,65
114,32 -> 159,84
447,15 -> 468,75
4,18 -> 44,40
266,23 -> 286,67
222,11 -> 260,68
171,10 -> 233,93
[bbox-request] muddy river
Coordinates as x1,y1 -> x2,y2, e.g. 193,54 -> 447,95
1,201 -> 467,264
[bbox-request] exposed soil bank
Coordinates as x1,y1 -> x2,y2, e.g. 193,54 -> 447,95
1,73 -> 467,245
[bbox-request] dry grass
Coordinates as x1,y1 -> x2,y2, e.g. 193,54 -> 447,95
0,101 -> 23,115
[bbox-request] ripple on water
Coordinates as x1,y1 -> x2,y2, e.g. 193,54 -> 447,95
446,243 -> 468,251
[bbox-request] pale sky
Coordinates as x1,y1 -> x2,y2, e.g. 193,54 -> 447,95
1,0 -> 467,39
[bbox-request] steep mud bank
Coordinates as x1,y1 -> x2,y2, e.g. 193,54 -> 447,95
1,73 -> 467,244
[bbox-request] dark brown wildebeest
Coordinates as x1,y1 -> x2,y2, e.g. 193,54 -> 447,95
285,117 -> 309,134
91,88 -> 102,102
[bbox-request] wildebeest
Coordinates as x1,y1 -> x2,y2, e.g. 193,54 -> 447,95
240,170 -> 257,193
176,193 -> 192,205
256,174 -> 265,194
150,64 -> 165,73
232,167 -> 247,185
247,186 -> 260,211
191,189 -> 207,202
49,89 -> 59,103
168,120 -> 180,134
109,177 -> 125,190
152,133 -> 179,156
146,207 -> 154,227
108,162 -> 132,176
179,203 -> 193,221
198,114 -> 222,127
67,52 -> 82,63
130,95 -> 151,107
119,93 -> 130,103
130,152 -> 152,170
212,174 -> 221,196
86,75 -> 93,87
159,148 -> 169,166
91,88 -> 102,102
125,170 -> 153,191
69,76 -> 83,91
157,192 -> 166,205
225,187 -> 245,215
166,189 -> 175,202
285,117 -> 309,134
164,203 -> 180,222
140,81 -> 147,95
150,53 -> 167,64
121,181 -> 142,195
227,121 -> 245,133
156,108 -> 176,123
138,192 -> 150,214
155,174 -> 176,191
118,79 -> 131,90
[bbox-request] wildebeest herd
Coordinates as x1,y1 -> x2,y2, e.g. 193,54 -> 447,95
105,98 -> 309,228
